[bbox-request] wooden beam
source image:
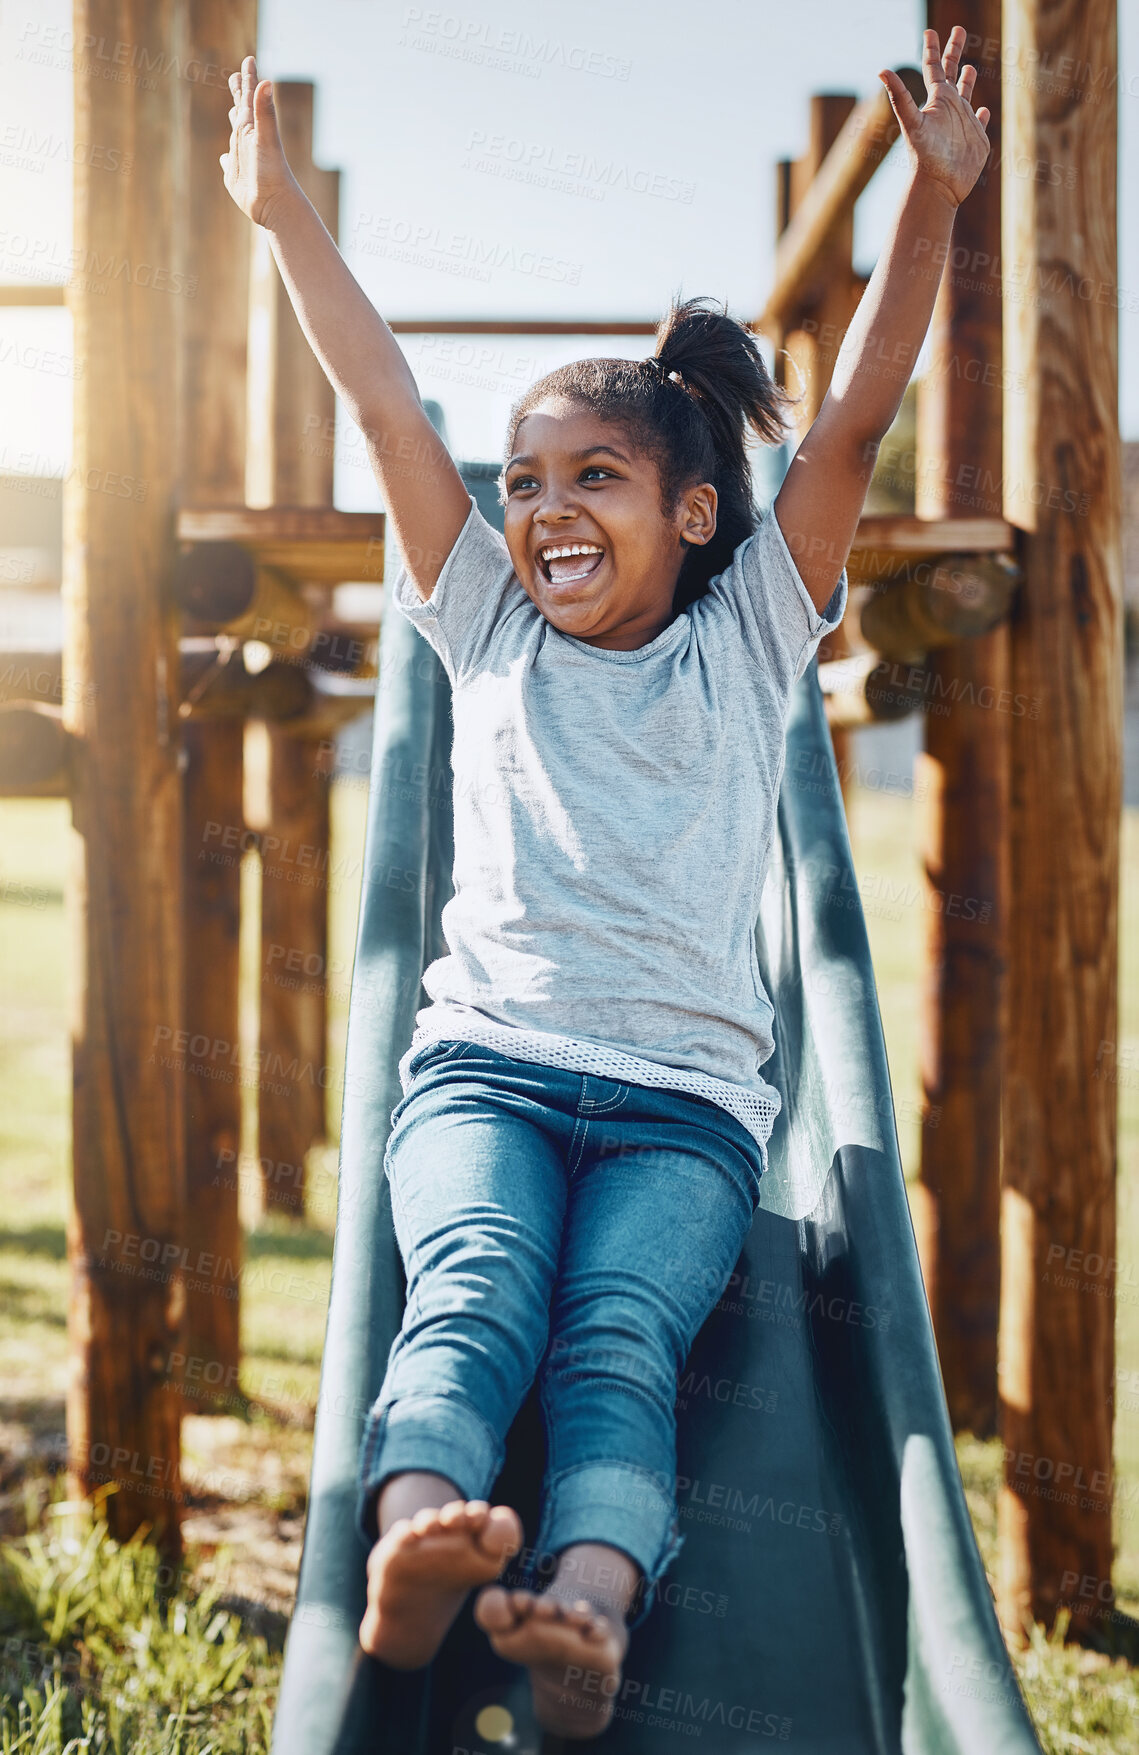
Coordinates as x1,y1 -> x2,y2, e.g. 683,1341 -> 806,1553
758,70 -> 925,338
250,82 -> 338,1215
176,507 -> 385,584
909,0 -> 1008,1444
384,319 -> 659,336
847,513 -> 1013,571
0,284 -> 67,305
64,0 -> 186,1556
0,649 -> 65,708
997,0 -> 1122,1648
773,93 -> 864,808
178,0 -> 258,1416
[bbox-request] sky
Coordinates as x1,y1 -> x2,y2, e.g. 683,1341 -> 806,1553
0,0 -> 1136,512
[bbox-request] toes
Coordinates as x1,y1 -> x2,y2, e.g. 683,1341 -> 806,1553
474,1585 -> 520,1631
436,1500 -> 468,1529
480,1505 -> 523,1555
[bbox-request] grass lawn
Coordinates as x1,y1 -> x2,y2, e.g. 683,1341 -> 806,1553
1,774 -> 1137,1752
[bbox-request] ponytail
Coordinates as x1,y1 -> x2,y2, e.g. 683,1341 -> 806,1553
649,295 -> 794,606
503,295 -> 794,610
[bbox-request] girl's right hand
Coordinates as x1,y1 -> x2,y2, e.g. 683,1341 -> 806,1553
220,54 -> 301,229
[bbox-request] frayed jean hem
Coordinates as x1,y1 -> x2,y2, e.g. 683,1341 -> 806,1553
517,1460 -> 685,1633
355,1389 -> 504,1549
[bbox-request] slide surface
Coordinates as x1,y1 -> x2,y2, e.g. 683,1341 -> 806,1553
269,470 -> 1043,1754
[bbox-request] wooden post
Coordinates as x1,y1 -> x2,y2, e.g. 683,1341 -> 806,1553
998,0 -> 1122,1643
179,0 -> 257,1411
910,0 -> 1006,1439
248,84 -> 339,1214
64,0 -> 187,1553
775,97 -> 863,803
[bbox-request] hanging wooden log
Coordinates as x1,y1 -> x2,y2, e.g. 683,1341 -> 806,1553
0,702 -> 70,795
175,547 -> 314,652
859,551 -> 1019,663
818,651 -> 930,728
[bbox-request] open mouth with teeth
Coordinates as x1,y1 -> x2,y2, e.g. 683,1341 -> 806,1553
537,542 -> 606,586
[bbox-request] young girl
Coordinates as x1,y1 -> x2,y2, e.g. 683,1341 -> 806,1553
222,30 -> 989,1741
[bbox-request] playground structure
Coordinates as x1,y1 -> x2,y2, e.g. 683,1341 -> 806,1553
0,0 -> 1124,1746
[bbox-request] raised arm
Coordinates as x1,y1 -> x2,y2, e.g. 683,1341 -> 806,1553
220,56 -> 470,599
772,26 -> 992,612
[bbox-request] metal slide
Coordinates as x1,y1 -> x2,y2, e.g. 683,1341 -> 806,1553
270,466 -> 1044,1754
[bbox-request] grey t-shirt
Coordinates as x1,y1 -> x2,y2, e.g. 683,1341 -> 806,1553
391,494 -> 847,1157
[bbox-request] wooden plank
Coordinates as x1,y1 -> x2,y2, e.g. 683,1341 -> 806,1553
909,0 -> 1007,1444
385,319 -> 658,336
178,507 -> 386,542
758,72 -> 925,336
773,94 -> 863,807
64,0 -> 186,1556
998,0 -> 1122,1647
0,284 -> 67,305
176,506 -> 385,584
178,0 -> 258,1416
849,513 -> 1013,558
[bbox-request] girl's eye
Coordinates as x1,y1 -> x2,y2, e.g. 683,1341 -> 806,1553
506,474 -> 538,494
581,466 -> 612,482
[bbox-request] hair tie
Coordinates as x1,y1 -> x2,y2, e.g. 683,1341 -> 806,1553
645,355 -> 684,388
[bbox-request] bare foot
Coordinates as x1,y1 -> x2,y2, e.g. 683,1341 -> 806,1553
359,1499 -> 522,1668
474,1585 -> 629,1740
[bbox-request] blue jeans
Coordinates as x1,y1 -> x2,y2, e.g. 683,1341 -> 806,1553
355,1039 -> 764,1630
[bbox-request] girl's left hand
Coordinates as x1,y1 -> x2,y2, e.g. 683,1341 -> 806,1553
879,26 -> 991,208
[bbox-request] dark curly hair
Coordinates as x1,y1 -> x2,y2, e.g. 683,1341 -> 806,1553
501,295 -> 794,612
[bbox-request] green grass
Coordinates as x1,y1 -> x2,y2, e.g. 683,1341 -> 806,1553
2,779 -> 1139,1751
0,1493 -> 278,1752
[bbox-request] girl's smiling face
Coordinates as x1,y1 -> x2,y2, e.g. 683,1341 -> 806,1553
502,399 -> 717,651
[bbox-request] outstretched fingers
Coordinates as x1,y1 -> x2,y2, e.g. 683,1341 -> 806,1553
240,54 -> 256,124
253,76 -> 279,140
940,24 -> 967,84
878,68 -> 923,134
